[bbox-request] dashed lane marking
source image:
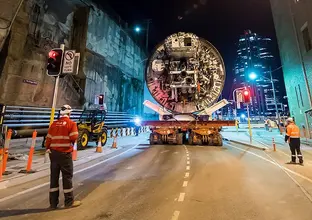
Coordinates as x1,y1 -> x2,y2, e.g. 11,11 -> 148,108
183,181 -> 188,187
187,161 -> 190,165
186,166 -> 190,170
185,172 -> 190,178
178,193 -> 185,202
171,211 -> 180,220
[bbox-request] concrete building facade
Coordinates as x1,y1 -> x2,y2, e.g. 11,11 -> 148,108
0,0 -> 145,115
270,0 -> 312,135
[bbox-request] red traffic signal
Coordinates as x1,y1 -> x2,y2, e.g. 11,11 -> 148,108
243,89 -> 251,103
98,94 -> 104,105
47,48 -> 63,76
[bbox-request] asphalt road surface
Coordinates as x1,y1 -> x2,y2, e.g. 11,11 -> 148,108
1,141 -> 312,220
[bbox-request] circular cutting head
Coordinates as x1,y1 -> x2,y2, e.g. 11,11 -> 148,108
146,32 -> 226,114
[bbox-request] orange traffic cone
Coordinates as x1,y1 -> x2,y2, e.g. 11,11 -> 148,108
96,137 -> 103,153
112,136 -> 117,149
72,141 -> 78,161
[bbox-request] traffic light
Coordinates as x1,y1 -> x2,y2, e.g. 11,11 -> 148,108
98,94 -> 104,105
47,48 -> 64,76
243,89 -> 251,103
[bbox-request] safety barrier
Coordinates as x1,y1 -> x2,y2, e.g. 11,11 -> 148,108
2,105 -> 139,138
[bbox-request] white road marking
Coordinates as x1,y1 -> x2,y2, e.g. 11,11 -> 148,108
160,150 -> 170,154
186,166 -> 190,170
0,143 -> 142,203
229,144 -> 312,184
171,211 -> 180,220
184,172 -> 189,178
183,181 -> 188,187
178,193 -> 185,202
187,157 -> 190,160
187,161 -> 190,165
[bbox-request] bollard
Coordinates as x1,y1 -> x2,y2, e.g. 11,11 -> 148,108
72,141 -> 78,161
20,130 -> 37,174
112,135 -> 117,149
0,148 -> 3,180
96,137 -> 103,153
120,128 -> 123,137
2,129 -> 12,175
110,129 -> 114,138
273,138 -> 276,152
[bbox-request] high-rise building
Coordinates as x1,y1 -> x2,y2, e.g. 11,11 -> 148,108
233,30 -> 284,118
270,0 -> 312,135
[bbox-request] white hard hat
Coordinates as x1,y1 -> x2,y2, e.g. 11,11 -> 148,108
286,117 -> 294,123
60,104 -> 73,115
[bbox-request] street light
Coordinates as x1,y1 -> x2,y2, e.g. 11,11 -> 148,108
248,67 -> 280,123
134,26 -> 141,33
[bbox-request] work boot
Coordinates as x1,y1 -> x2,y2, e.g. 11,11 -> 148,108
65,200 -> 81,208
48,205 -> 58,210
286,161 -> 296,164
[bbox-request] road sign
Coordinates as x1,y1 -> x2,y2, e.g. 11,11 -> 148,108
62,50 -> 76,74
236,90 -> 243,109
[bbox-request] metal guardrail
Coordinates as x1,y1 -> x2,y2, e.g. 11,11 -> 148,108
3,106 -> 137,138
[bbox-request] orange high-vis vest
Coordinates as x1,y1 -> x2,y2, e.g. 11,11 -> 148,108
45,116 -> 79,152
286,123 -> 300,139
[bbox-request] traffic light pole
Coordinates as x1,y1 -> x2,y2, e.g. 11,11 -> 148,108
246,103 -> 252,143
49,44 -> 64,126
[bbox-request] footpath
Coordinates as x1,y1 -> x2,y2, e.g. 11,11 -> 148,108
0,133 -> 149,190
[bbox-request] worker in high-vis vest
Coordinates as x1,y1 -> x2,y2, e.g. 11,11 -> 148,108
285,117 -> 303,165
45,104 -> 81,209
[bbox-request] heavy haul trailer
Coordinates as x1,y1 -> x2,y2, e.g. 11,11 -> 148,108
142,120 -> 235,146
143,32 -> 235,146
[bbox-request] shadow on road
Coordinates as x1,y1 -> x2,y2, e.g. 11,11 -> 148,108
0,208 -> 53,218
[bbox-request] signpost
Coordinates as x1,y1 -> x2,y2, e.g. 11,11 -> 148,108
47,46 -> 80,126
62,50 -> 76,74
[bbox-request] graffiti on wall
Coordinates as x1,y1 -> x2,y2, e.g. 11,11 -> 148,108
27,0 -> 75,51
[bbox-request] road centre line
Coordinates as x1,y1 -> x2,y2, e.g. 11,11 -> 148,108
171,211 -> 180,220
185,172 -> 189,178
178,193 -> 185,202
187,161 -> 190,165
183,181 -> 188,187
186,166 -> 190,170
0,143 -> 142,204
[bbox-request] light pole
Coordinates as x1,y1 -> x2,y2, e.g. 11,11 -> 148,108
133,19 -> 152,51
248,67 -> 282,123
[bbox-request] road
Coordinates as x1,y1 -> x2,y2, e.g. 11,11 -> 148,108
1,140 -> 312,219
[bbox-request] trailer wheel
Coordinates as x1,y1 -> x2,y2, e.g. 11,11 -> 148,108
188,132 -> 193,145
215,134 -> 223,146
177,133 -> 183,145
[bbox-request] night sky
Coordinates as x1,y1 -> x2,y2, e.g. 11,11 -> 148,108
100,0 -> 284,99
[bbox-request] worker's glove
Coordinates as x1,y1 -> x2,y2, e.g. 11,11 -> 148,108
46,149 -> 51,154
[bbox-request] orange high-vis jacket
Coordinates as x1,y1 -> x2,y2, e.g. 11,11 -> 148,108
286,123 -> 300,139
45,116 -> 79,152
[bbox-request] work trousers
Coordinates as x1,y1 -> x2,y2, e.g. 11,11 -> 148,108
289,138 -> 303,163
49,150 -> 74,207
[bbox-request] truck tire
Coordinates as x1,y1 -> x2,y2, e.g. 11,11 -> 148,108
215,134 -> 223,146
188,132 -> 193,145
177,133 -> 183,145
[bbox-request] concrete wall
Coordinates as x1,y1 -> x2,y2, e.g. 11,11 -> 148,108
0,0 -> 146,114
270,0 -> 312,130
83,4 -> 145,114
0,0 -> 82,107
